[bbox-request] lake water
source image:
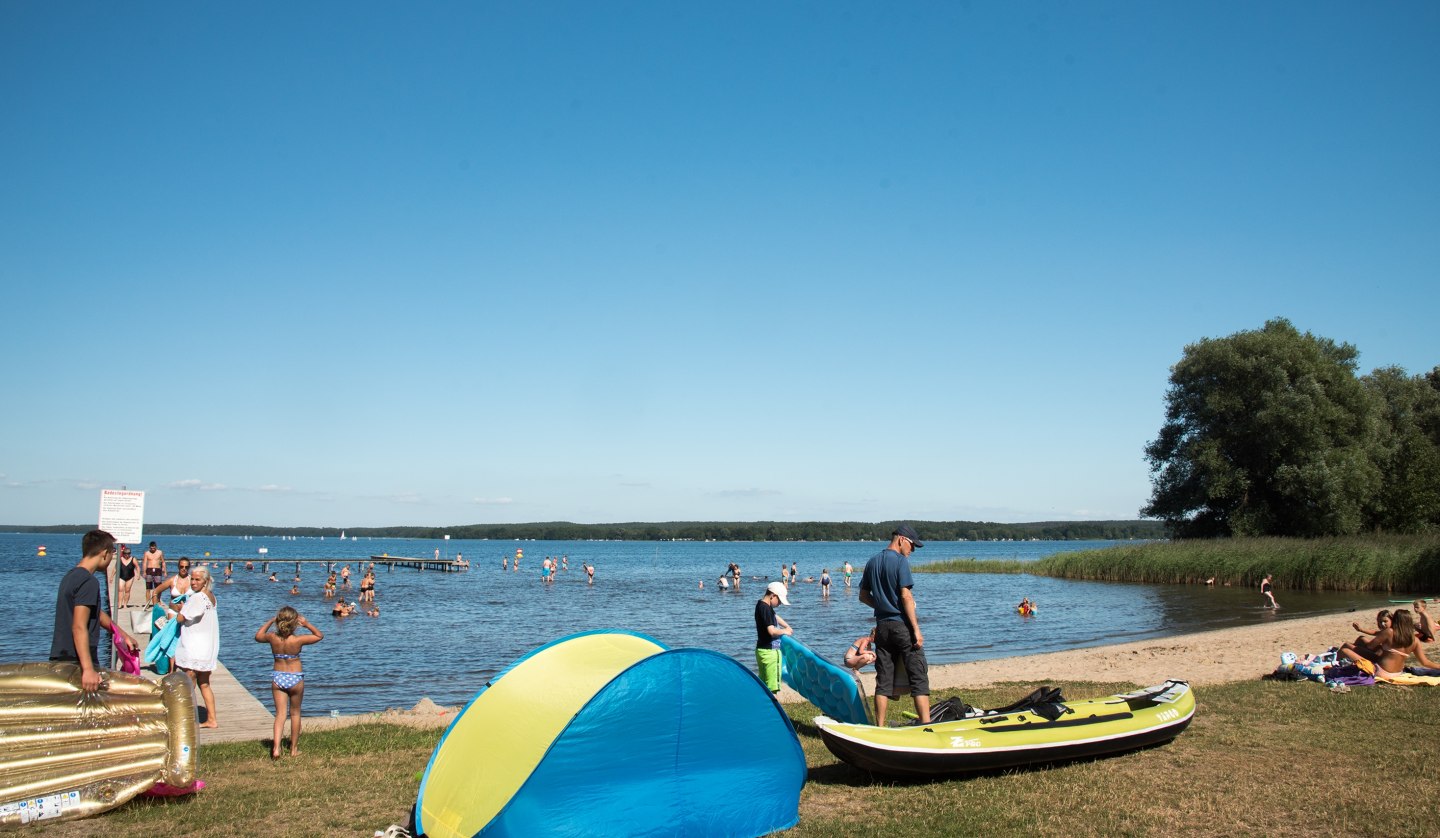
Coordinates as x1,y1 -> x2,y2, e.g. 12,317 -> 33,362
0,533 -> 1382,714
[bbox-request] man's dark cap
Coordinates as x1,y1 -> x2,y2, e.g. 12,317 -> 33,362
893,523 -> 924,548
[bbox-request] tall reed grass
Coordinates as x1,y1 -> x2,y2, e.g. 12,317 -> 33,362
914,558 -> 1029,574
1030,535 -> 1440,592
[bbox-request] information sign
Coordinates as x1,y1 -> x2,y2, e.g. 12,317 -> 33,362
98,489 -> 145,544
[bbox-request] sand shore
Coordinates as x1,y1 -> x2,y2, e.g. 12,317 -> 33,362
308,605 -> 1408,730
785,606 -> 1399,704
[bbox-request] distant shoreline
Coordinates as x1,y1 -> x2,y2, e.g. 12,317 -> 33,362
0,519 -> 1166,542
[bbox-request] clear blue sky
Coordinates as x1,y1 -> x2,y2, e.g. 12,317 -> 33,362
3,3 -> 1437,528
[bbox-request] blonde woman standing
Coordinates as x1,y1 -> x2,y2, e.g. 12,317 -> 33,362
169,565 -> 220,728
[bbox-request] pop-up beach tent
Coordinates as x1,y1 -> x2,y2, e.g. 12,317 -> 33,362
414,630 -> 806,838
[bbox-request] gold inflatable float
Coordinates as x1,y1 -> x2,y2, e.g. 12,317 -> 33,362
0,662 -> 197,827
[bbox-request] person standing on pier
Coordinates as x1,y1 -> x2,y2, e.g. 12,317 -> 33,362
143,541 -> 165,603
51,529 -> 136,692
170,566 -> 221,728
114,545 -> 138,605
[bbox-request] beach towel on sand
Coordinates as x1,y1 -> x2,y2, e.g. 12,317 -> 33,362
1377,671 -> 1440,686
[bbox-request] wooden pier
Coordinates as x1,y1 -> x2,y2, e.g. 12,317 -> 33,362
106,568 -> 276,747
367,555 -> 469,572
182,557 -> 469,574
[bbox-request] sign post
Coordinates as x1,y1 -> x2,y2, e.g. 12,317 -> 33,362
98,489 -> 145,545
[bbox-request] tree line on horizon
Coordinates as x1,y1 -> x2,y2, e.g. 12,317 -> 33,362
2,519 -> 1166,543
1144,318 -> 1440,539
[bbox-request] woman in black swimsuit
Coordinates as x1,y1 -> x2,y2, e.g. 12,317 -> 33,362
116,546 -> 137,604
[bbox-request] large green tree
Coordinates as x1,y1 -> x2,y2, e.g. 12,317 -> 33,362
1143,319 -> 1380,537
1361,365 -> 1440,533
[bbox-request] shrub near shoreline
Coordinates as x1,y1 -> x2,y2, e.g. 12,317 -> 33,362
918,535 -> 1440,592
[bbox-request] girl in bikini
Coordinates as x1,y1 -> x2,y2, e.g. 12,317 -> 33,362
254,606 -> 324,758
1344,609 -> 1391,661
844,628 -> 877,671
1341,609 -> 1437,679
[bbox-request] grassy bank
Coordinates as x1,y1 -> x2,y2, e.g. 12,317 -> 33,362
24,679 -> 1440,837
919,535 -> 1440,592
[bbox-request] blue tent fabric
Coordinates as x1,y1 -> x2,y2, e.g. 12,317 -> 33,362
488,649 -> 805,837
416,630 -> 806,838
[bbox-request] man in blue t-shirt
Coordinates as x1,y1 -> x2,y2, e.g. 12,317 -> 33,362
754,581 -> 793,694
859,523 -> 930,726
51,529 -> 135,692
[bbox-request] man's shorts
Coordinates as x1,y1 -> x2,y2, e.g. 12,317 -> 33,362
873,619 -> 929,699
755,647 -> 781,693
144,569 -> 164,590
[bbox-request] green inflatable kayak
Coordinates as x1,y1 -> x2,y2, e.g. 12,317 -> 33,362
816,680 -> 1195,778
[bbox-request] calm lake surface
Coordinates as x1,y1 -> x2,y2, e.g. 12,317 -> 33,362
0,533 -> 1383,714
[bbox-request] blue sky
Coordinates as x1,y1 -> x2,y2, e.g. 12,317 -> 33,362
3,2 -> 1437,528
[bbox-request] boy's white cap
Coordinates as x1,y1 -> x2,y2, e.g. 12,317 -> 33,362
766,581 -> 790,605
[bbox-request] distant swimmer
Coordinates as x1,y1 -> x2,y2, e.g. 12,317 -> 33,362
585,562 -> 595,585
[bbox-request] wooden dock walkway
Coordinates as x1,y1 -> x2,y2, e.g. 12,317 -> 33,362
191,557 -> 469,573
107,566 -> 277,747
367,555 -> 469,572
197,662 -> 276,746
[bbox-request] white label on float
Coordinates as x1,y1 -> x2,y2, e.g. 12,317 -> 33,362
948,736 -> 981,748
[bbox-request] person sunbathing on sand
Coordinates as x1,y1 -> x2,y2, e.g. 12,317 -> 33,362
1412,600 -> 1436,644
1341,610 -> 1391,663
1340,609 -> 1437,678
1343,609 -> 1391,661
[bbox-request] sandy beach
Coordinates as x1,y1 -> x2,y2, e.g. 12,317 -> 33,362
307,604 -> 1413,729
793,605 -> 1407,703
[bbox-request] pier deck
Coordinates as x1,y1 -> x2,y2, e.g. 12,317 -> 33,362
176,557 -> 469,573
107,567 -> 277,747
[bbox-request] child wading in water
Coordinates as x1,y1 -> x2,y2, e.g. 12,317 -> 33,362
254,606 -> 324,758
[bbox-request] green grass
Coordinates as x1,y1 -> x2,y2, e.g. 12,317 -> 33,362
918,535 -> 1440,593
24,680 -> 1440,837
913,557 -> 1030,574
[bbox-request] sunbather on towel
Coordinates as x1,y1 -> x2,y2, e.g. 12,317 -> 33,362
1341,609 -> 1438,679
1341,609 -> 1392,662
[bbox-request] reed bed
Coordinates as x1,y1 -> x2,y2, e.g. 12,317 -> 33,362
1031,535 -> 1440,592
915,558 -> 1029,574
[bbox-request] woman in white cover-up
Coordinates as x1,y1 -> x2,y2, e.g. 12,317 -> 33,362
170,565 -> 220,728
